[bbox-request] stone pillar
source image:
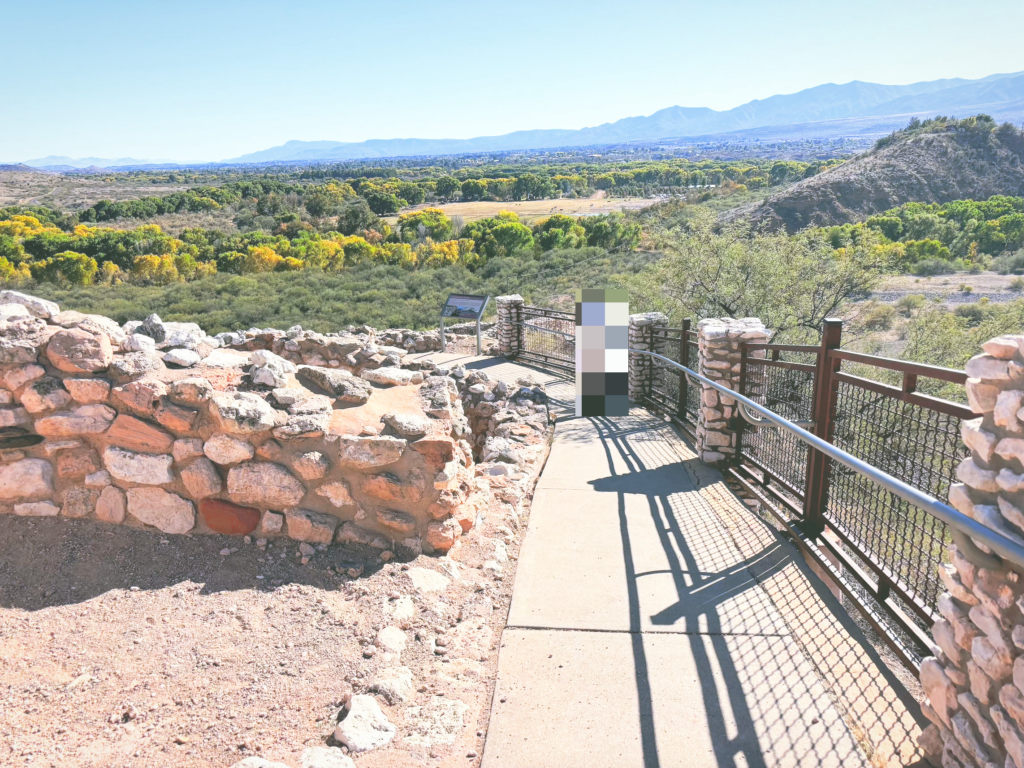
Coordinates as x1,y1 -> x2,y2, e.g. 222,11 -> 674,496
918,333 -> 1024,768
695,318 -> 769,465
495,295 -> 524,357
628,312 -> 667,403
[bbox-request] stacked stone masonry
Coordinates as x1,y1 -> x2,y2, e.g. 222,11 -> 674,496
695,318 -> 769,464
495,295 -> 524,357
920,333 -> 1024,768
0,290 -> 548,560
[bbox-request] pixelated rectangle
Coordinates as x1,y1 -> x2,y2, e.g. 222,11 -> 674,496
575,288 -> 629,417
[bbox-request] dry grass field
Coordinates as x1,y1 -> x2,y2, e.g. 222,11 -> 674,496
386,193 -> 660,225
0,171 -> 191,212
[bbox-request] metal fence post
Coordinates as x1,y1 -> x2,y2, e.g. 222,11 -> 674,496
678,318 -> 690,419
803,318 -> 843,537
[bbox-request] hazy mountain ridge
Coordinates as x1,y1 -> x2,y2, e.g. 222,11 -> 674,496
225,71 -> 1024,163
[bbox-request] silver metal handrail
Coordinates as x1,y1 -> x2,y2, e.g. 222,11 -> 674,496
513,321 -> 575,339
630,347 -> 1024,571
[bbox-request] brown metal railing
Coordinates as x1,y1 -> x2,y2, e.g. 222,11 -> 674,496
516,305 -> 575,373
728,320 -> 971,670
633,317 -> 973,670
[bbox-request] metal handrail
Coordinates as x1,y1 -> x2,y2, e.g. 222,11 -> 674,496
630,347 -> 1024,571
513,321 -> 574,340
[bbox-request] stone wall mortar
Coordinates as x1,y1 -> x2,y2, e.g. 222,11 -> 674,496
919,333 -> 1024,768
695,318 -> 769,465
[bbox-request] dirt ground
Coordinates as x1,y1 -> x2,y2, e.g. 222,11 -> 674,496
386,192 -> 659,225
0,458 -> 540,768
0,172 -> 191,213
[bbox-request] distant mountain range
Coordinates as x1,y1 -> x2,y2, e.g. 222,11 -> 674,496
11,71 -> 1024,169
19,155 -> 174,170
224,70 -> 1024,163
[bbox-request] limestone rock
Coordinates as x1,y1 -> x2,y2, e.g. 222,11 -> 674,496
402,695 -> 469,749
382,412 -> 429,439
260,510 -> 284,535
168,377 -> 214,406
106,414 -> 174,453
297,365 -> 372,404
997,437 -> 1024,465
204,434 -> 255,464
181,457 -> 222,498
270,386 -> 308,407
127,488 -> 195,534
370,666 -> 414,704
163,348 -> 201,368
249,350 -> 296,388
967,354 -> 1012,381
172,438 -> 205,463
64,378 -> 111,404
336,435 -> 406,469
272,413 -> 329,440
199,498 -> 260,535
0,406 -> 30,428
292,450 -> 329,480
299,746 -> 356,768
103,446 -> 174,485
111,379 -> 167,416
209,392 -> 279,435
957,457 -> 1000,493
333,694 -> 395,752
108,350 -> 165,383
316,480 -> 353,507
983,336 -> 1023,359
61,487 -> 98,518
360,367 -> 423,386
285,508 -> 339,544
374,626 -> 407,654
0,303 -> 29,321
14,501 -> 59,516
0,458 -> 53,500
287,393 -> 333,415
95,485 -> 126,523
121,333 -> 156,353
407,567 -> 450,593
19,377 -> 71,413
227,461 -> 305,507
85,469 -> 111,488
35,405 -> 116,436
47,327 -> 113,373
3,363 -> 44,391
0,290 -> 59,319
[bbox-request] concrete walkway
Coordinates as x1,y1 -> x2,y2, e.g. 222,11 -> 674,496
478,406 -> 926,768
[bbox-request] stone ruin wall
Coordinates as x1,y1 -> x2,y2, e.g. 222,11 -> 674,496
0,290 -> 548,561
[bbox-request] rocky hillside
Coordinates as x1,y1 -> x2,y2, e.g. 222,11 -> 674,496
749,118 -> 1024,232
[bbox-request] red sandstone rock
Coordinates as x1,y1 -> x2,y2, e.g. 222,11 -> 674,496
198,498 -> 261,535
426,518 -> 461,552
155,401 -> 198,432
106,414 -> 174,453
408,436 -> 456,471
111,379 -> 167,416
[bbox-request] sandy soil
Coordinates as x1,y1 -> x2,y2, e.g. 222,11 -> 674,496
0,466 -> 538,768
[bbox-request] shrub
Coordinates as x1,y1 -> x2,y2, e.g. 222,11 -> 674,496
993,251 -> 1024,275
1009,277 -> 1024,292
911,258 -> 956,276
895,294 -> 927,316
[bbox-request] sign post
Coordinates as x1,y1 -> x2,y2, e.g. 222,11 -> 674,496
440,293 -> 490,355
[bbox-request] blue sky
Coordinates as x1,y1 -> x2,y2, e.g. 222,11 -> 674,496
4,0 -> 1023,162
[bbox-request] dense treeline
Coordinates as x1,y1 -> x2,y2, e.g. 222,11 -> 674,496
0,203 -> 640,288
42,156 -> 844,227
820,195 -> 1024,275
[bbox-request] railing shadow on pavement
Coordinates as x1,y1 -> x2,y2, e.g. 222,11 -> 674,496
583,411 -> 928,768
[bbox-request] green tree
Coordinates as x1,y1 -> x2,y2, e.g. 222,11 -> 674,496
434,176 -> 461,202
